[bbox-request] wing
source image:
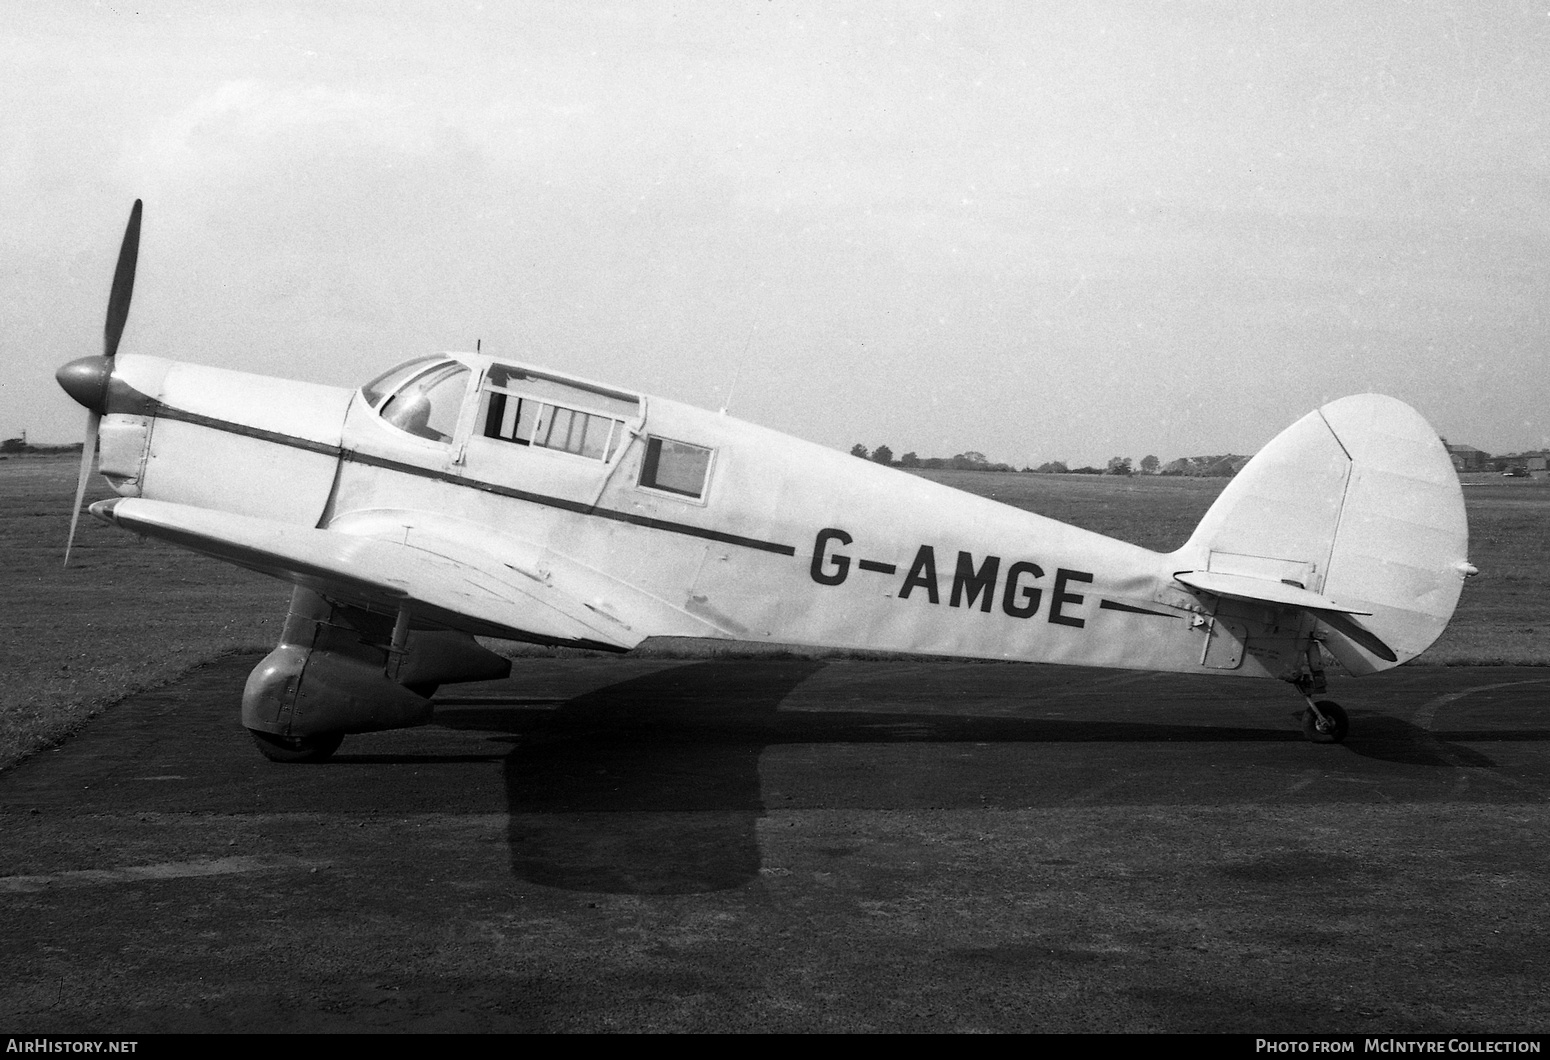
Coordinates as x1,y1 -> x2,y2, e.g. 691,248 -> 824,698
89,497 -> 694,651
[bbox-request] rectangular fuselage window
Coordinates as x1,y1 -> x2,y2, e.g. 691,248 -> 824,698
639,437 -> 713,499
482,390 -> 622,461
484,392 -> 533,445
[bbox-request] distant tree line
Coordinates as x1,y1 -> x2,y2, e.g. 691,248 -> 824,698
1,437 -> 83,457
1157,454 -> 1251,477
1028,453 -> 1248,476
850,444 -> 1018,472
853,443 -> 1251,477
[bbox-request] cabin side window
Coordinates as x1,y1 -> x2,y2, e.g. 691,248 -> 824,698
479,372 -> 630,462
483,392 -> 537,446
639,437 -> 713,499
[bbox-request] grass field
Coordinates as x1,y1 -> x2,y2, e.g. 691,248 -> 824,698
1,454 -> 1544,771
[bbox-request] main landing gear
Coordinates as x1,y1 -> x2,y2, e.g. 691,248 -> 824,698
1290,654 -> 1349,744
249,729 -> 346,763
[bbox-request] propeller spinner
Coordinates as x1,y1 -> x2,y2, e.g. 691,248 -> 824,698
58,199 -> 142,565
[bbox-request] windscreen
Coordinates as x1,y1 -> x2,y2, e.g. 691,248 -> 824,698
376,362 -> 470,443
360,357 -> 442,408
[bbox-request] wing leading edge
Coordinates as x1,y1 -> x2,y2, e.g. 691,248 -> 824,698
90,497 -> 648,650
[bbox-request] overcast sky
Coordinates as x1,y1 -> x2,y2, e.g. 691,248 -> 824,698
3,1 -> 1546,465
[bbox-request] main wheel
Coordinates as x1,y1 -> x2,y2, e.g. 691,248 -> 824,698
249,728 -> 345,763
1301,700 -> 1349,744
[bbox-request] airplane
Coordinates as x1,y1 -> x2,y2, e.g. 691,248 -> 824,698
55,201 -> 1476,762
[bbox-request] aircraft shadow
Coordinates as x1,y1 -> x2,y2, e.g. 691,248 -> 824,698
1340,715 -> 1500,768
428,660 -> 1543,895
459,660 -> 825,895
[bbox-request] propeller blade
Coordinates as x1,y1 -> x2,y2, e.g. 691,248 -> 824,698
103,200 -> 142,361
64,410 -> 101,566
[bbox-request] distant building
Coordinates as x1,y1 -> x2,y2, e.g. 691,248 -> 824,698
1482,450 -> 1547,476
1445,443 -> 1490,472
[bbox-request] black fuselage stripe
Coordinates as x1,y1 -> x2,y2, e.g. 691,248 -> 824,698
151,403 -> 798,557
1098,599 -> 1177,618
156,405 -> 343,457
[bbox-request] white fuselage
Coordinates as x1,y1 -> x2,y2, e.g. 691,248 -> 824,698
96,351 -> 1307,680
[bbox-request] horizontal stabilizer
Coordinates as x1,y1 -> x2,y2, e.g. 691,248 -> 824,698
1174,570 -> 1397,663
1173,570 -> 1371,615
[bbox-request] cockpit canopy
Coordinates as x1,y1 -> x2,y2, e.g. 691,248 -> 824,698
360,357 -> 470,443
359,356 -> 647,461
358,355 -> 715,500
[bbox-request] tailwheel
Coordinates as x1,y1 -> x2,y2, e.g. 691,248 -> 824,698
1301,700 -> 1349,744
249,728 -> 345,763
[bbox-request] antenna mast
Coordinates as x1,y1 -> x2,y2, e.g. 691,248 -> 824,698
720,317 -> 760,416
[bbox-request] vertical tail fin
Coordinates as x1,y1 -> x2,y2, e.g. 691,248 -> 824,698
1172,394 -> 1471,674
